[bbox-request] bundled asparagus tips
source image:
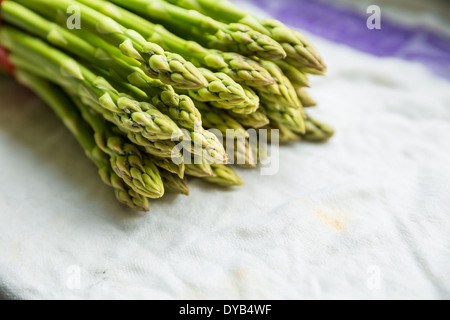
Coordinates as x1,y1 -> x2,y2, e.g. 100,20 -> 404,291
2,26 -> 184,143
225,137 -> 257,168
195,101 -> 249,139
151,157 -> 185,179
99,166 -> 150,212
126,131 -> 183,160
15,70 -> 150,211
302,115 -> 335,143
208,23 -> 286,60
95,65 -> 204,133
297,66 -> 327,77
204,165 -> 244,187
262,19 -> 326,72
100,70 -> 227,166
108,0 -> 286,60
296,88 -> 317,108
145,87 -> 203,131
185,161 -> 215,178
15,0 -> 208,90
260,100 -> 306,134
185,68 -> 251,109
230,110 -> 270,129
74,98 -> 166,199
162,0 -> 326,72
104,95 -> 183,142
74,0 -> 275,87
1,0 -> 204,131
219,85 -> 260,115
255,60 -> 301,110
275,60 -> 310,88
160,170 -> 190,196
209,51 -> 274,87
179,129 -> 228,165
263,122 -> 302,144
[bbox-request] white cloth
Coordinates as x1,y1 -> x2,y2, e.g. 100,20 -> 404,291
1,20 -> 450,301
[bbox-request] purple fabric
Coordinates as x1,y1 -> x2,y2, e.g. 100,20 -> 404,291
242,0 -> 450,80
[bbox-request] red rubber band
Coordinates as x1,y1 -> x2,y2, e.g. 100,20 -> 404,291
0,0 -> 15,76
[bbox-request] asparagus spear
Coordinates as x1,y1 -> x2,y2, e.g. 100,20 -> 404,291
108,0 -> 286,60
98,163 -> 151,211
183,68 -> 251,110
160,170 -> 190,195
162,0 -> 326,72
15,0 -> 208,90
151,157 -> 185,179
185,161 -> 215,178
255,60 -> 302,110
1,27 -> 184,143
230,110 -> 270,129
296,88 -> 317,108
260,100 -> 306,134
9,48 -> 183,162
302,115 -> 335,142
203,164 -> 244,187
15,70 -> 150,211
75,0 -> 258,109
93,65 -> 227,165
217,85 -> 260,115
275,60 -> 310,88
75,0 -> 275,87
263,122 -> 302,144
72,97 -> 165,199
195,101 -> 249,138
176,129 -> 227,165
12,51 -> 169,197
152,35 -> 274,88
226,137 -> 257,168
125,132 -> 181,159
1,0 -> 207,132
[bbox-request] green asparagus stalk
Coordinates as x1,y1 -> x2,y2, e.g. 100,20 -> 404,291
296,88 -> 317,108
275,60 -> 310,88
15,70 -> 150,211
153,36 -> 275,88
203,164 -> 244,187
297,66 -> 327,76
75,0 -> 275,88
98,163 -> 151,211
162,0 -> 326,72
215,85 -> 259,115
195,101 -> 249,139
9,49 -> 183,162
302,115 -> 335,142
72,97 -> 165,199
125,132 -> 181,159
178,128 -> 228,165
230,110 -> 270,129
226,137 -> 257,168
1,27 -> 184,143
260,100 -> 306,134
183,68 -> 251,110
151,157 -> 185,179
255,60 -> 302,110
92,66 -> 227,165
108,0 -> 286,60
160,170 -> 190,195
75,0 -> 261,108
14,0 -> 208,90
185,161 -> 215,178
264,121 -> 302,144
2,0 -> 207,131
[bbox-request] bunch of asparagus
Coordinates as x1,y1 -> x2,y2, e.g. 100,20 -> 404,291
0,0 -> 334,211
